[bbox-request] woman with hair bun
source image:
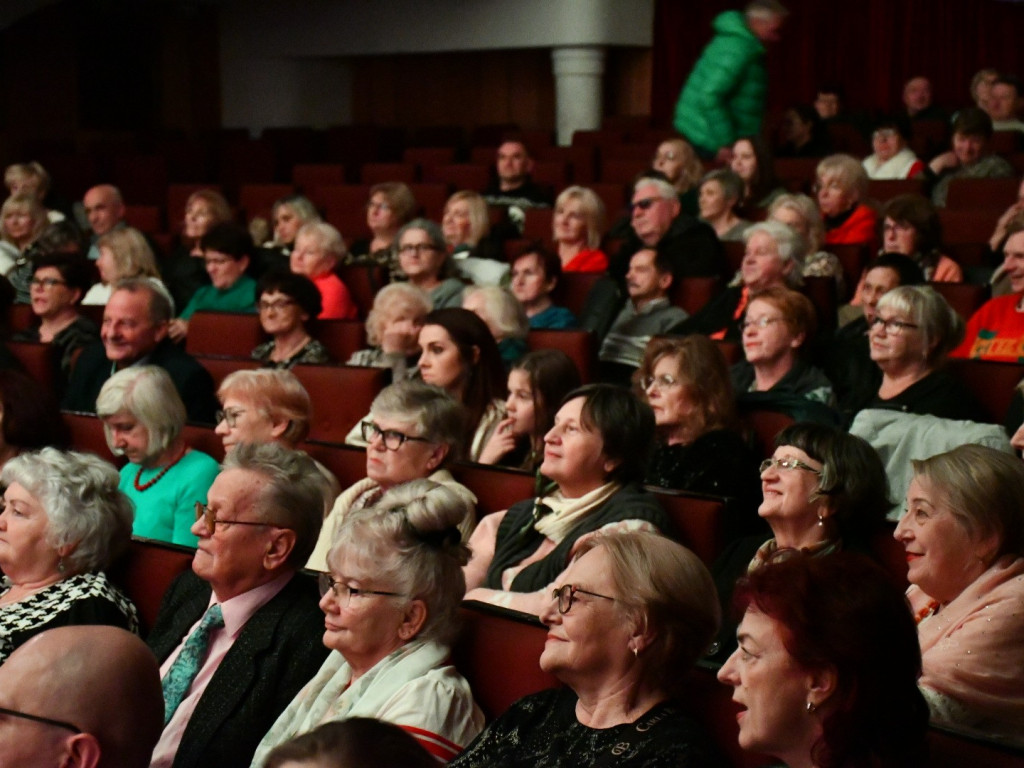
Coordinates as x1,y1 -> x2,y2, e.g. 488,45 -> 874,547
252,479 -> 485,766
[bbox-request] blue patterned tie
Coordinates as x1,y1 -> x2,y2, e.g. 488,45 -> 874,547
161,604 -> 224,725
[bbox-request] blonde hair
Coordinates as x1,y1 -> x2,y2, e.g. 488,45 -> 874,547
96,227 -> 159,282
444,191 -> 489,247
218,369 -> 312,446
554,186 -> 606,249
365,283 -> 432,347
1,194 -> 48,248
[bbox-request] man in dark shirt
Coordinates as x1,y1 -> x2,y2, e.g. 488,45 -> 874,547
482,140 -> 553,209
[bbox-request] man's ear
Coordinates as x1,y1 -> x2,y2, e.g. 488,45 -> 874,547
152,320 -> 170,343
60,732 -> 102,768
264,528 -> 297,571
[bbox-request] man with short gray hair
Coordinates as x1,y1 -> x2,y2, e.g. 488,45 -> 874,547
147,442 -> 330,768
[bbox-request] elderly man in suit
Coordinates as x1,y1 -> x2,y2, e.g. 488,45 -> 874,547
147,442 -> 332,768
0,625 -> 163,768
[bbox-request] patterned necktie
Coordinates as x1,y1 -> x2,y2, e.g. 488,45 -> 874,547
161,604 -> 224,725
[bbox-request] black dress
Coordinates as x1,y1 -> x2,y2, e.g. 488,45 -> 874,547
449,688 -> 721,768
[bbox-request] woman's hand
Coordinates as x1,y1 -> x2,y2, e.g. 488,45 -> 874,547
380,319 -> 421,356
477,417 -> 518,465
167,319 -> 189,342
928,150 -> 959,175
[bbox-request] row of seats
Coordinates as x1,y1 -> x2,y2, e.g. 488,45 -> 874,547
106,534 -> 1024,768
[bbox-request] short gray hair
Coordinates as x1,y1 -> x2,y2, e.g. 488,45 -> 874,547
365,283 -> 432,347
768,192 -> 825,252
369,381 -> 467,464
700,169 -> 745,203
223,442 -> 330,569
113,277 -> 176,323
633,177 -> 677,202
876,285 -> 964,364
96,366 -> 185,460
297,221 -> 347,261
1,448 -> 133,574
744,220 -> 806,286
328,479 -> 472,645
463,285 -> 529,342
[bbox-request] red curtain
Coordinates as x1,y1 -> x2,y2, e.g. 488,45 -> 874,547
652,0 -> 1024,127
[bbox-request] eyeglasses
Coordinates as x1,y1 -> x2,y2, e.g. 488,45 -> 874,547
642,373 -> 683,391
215,408 -> 247,428
741,316 -> 783,331
870,316 -> 919,335
398,243 -> 438,256
29,278 -> 66,289
366,201 -> 392,213
318,574 -> 406,605
552,584 -> 616,614
258,299 -> 296,313
194,502 -> 287,536
204,256 -> 235,267
631,197 -> 660,212
759,457 -> 822,475
0,705 -> 82,734
360,421 -> 432,451
873,129 -> 898,140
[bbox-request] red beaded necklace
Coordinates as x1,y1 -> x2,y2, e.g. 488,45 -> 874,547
134,446 -> 189,492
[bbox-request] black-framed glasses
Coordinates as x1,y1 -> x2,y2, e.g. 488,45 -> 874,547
0,705 -> 82,734
194,502 -> 288,536
869,316 -> 919,335
759,457 -> 821,475
318,573 -> 406,605
630,197 -> 660,212
398,243 -> 438,256
215,408 -> 247,428
258,298 -> 296,313
360,421 -> 432,451
552,584 -> 616,615
29,278 -> 67,289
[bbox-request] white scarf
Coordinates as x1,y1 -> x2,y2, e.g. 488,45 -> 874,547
252,639 -> 449,767
533,481 -> 621,544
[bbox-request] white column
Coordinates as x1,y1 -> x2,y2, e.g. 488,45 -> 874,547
551,46 -> 605,147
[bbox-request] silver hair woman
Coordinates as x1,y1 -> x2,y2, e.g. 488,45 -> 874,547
291,221 -> 358,320
462,285 -> 529,362
347,282 -> 432,381
313,380 -> 474,572
253,479 -> 485,766
0,447 -> 138,665
96,365 -> 221,547
865,285 -> 982,421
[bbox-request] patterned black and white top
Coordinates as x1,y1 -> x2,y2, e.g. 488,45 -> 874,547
0,571 -> 139,665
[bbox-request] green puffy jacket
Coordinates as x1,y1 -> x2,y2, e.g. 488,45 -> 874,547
673,10 -> 767,155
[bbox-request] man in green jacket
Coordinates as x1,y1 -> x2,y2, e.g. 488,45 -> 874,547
674,1 -> 787,163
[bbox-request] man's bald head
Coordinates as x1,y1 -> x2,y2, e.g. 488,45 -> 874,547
83,185 -> 125,237
0,626 -> 163,768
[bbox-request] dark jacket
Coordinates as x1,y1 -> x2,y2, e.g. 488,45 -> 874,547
147,571 -> 329,768
484,483 -> 670,592
63,338 -> 218,424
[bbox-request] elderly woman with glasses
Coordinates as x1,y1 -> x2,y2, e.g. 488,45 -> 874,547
96,366 -> 220,547
863,285 -> 983,422
348,183 -> 417,267
251,269 -> 332,369
451,531 -> 721,768
0,447 -> 138,666
253,480 -> 485,766
710,422 -> 892,661
307,381 -> 476,572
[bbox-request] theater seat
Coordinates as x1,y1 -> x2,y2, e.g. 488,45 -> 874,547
181,423 -> 225,463
646,488 -> 728,568
317,320 -> 367,363
7,340 -> 58,402
195,356 -> 261,392
337,263 -> 389,319
186,312 -> 264,358
671,276 -> 722,316
108,537 -> 195,635
947,359 -> 1024,426
451,462 -> 537,519
291,364 -> 389,444
61,411 -> 122,466
453,601 -> 560,722
550,271 -> 603,319
526,329 -> 596,384
300,440 -> 367,490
